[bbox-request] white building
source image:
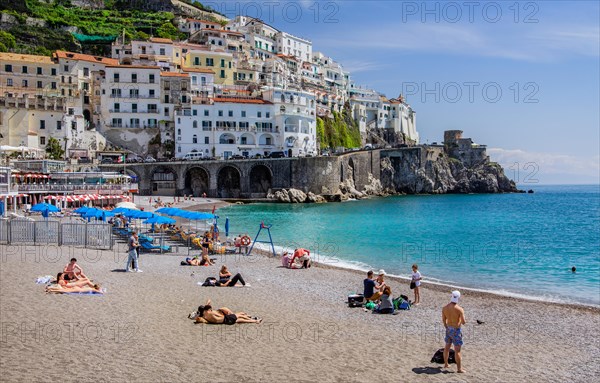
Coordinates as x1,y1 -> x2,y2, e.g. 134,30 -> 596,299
175,88 -> 316,159
276,32 -> 312,63
112,38 -> 183,70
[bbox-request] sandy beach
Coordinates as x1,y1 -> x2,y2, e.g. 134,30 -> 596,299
1,237 -> 598,383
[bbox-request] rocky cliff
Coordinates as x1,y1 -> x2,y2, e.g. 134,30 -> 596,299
380,146 -> 518,194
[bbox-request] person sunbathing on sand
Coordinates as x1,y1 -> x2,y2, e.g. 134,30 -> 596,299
56,273 -> 96,289
194,299 -> 261,324
216,265 -> 246,286
46,283 -> 103,294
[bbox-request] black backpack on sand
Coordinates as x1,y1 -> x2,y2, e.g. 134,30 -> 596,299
431,348 -> 456,364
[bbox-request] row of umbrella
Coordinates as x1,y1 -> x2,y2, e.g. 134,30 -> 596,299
155,207 -> 215,221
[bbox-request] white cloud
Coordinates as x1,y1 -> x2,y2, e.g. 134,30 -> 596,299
319,21 -> 600,62
488,148 -> 600,184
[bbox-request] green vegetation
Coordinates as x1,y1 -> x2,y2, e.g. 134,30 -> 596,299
2,0 -> 193,54
45,137 -> 65,160
0,31 -> 16,52
317,104 -> 362,150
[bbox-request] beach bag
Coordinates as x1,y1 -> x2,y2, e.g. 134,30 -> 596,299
410,281 -> 416,289
365,301 -> 376,311
202,277 -> 217,287
348,294 -> 364,308
431,348 -> 455,364
398,300 -> 410,310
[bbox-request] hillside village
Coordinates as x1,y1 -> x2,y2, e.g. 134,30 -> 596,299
0,1 -> 419,162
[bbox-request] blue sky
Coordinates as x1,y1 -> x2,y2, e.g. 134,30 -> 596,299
207,1 -> 599,184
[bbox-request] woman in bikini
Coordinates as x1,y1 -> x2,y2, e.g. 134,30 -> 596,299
194,299 -> 261,324
216,265 -> 246,287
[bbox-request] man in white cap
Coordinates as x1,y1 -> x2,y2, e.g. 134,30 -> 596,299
442,290 -> 466,373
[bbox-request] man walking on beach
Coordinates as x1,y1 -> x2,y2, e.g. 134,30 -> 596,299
126,231 -> 142,273
442,290 -> 466,373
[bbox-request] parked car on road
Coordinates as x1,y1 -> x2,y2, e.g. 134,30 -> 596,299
268,151 -> 286,158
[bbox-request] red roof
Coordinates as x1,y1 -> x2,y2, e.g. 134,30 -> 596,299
160,72 -> 189,77
149,37 -> 173,44
214,98 -> 272,104
182,67 -> 215,74
53,51 -> 118,66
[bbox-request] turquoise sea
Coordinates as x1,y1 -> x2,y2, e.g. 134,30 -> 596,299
219,185 -> 600,306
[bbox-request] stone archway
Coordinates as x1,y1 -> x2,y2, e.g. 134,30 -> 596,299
249,164 -> 272,195
150,166 -> 177,196
185,167 -> 210,197
217,166 -> 241,198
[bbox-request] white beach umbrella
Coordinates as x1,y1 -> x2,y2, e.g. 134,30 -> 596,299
115,201 -> 138,210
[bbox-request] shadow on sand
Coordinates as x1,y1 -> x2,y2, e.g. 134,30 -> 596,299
412,367 -> 452,375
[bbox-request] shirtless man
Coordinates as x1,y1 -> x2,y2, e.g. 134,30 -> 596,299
442,290 -> 466,373
63,258 -> 86,280
194,299 -> 261,325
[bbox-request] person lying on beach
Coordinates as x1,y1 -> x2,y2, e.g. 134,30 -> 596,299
46,283 -> 103,294
63,258 -> 87,281
216,265 -> 247,286
374,286 -> 394,314
364,270 -> 383,301
56,273 -> 97,289
181,255 -> 216,266
193,299 -> 261,324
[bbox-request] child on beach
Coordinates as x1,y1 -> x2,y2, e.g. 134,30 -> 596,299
411,264 -> 422,305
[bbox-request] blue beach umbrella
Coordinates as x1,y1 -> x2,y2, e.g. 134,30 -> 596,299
31,202 -> 60,218
74,206 -> 90,214
144,216 -> 176,225
111,207 -> 132,214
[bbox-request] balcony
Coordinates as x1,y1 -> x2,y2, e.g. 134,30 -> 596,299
15,184 -> 130,193
109,109 -> 159,114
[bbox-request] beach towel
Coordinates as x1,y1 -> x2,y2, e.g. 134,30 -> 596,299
36,275 -> 55,284
63,291 -> 104,295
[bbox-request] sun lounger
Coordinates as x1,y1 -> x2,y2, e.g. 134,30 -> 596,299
139,241 -> 171,252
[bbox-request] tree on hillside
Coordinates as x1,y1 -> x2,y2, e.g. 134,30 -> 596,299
45,137 -> 65,160
0,31 -> 16,52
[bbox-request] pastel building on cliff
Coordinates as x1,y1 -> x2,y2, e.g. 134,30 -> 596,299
174,88 -> 316,159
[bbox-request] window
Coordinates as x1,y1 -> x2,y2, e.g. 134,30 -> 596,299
149,74 -> 155,84
193,121 -> 198,128
4,64 -> 12,72
191,76 -> 197,85
149,89 -> 155,98
68,108 -> 74,115
148,119 -> 157,128
40,120 -> 45,129
64,65 -> 69,71
6,79 -> 12,87
148,104 -> 157,113
218,110 -> 223,117
113,73 -> 120,82
220,59 -> 225,68
129,89 -> 138,98
204,110 -> 209,116
114,103 -> 120,112
194,57 -> 200,65
40,137 -> 46,145
192,135 -> 198,144
228,110 -> 233,117
241,111 -> 246,117
177,128 -> 181,135
56,121 -> 62,130
266,112 -> 270,118
202,121 -> 212,128
83,68 -> 89,76
61,75 -> 65,83
204,137 -> 209,144
51,68 -> 56,76
130,118 -> 140,128
228,62 -> 232,69
112,118 -> 122,127
22,66 -> 28,74
206,58 -> 214,66
164,107 -> 169,117
159,48 -> 165,55
178,146 -> 181,153
192,109 -> 197,116
37,81 -> 42,88
132,104 -> 138,113
257,111 -> 262,118
220,70 -> 225,78
22,80 -> 28,87
201,76 -> 206,85
131,73 -> 137,83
